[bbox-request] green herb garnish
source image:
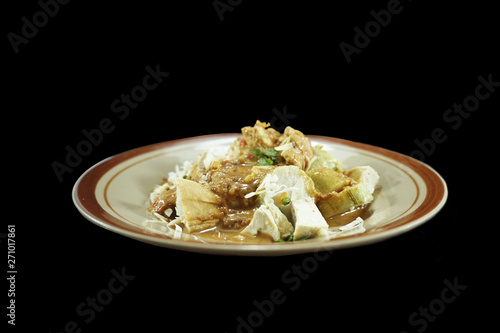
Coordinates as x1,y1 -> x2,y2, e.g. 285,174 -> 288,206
249,149 -> 262,158
249,148 -> 280,166
258,157 -> 274,166
263,148 -> 279,159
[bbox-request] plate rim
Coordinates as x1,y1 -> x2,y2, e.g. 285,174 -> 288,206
72,133 -> 448,256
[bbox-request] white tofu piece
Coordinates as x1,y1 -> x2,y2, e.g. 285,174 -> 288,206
271,205 -> 294,239
242,203 -> 293,241
291,197 -> 329,240
346,166 -> 379,194
241,205 -> 281,241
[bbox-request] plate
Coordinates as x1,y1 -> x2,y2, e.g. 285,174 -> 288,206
72,134 -> 447,256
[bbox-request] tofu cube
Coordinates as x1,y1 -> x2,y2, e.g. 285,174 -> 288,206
291,197 -> 329,240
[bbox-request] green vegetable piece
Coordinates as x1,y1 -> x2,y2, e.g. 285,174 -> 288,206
281,196 -> 291,205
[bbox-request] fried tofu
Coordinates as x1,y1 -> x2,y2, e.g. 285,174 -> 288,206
175,179 -> 224,233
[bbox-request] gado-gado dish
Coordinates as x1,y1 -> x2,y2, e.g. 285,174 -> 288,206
146,121 -> 380,243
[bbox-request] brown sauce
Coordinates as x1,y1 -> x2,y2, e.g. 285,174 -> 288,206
193,226 -> 274,244
326,204 -> 371,228
221,207 -> 257,229
206,162 -> 268,228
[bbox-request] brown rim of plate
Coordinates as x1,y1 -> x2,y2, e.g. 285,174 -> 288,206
73,134 -> 447,246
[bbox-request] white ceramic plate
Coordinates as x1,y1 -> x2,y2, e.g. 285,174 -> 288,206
72,134 -> 447,256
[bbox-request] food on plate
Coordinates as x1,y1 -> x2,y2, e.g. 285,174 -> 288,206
146,121 -> 379,243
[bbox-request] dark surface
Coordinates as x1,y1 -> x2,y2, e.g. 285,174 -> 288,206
5,1 -> 498,332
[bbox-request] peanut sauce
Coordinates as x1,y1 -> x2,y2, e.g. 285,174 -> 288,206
326,204 -> 371,228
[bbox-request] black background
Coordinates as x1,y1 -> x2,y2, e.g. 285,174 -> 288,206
4,0 -> 498,332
